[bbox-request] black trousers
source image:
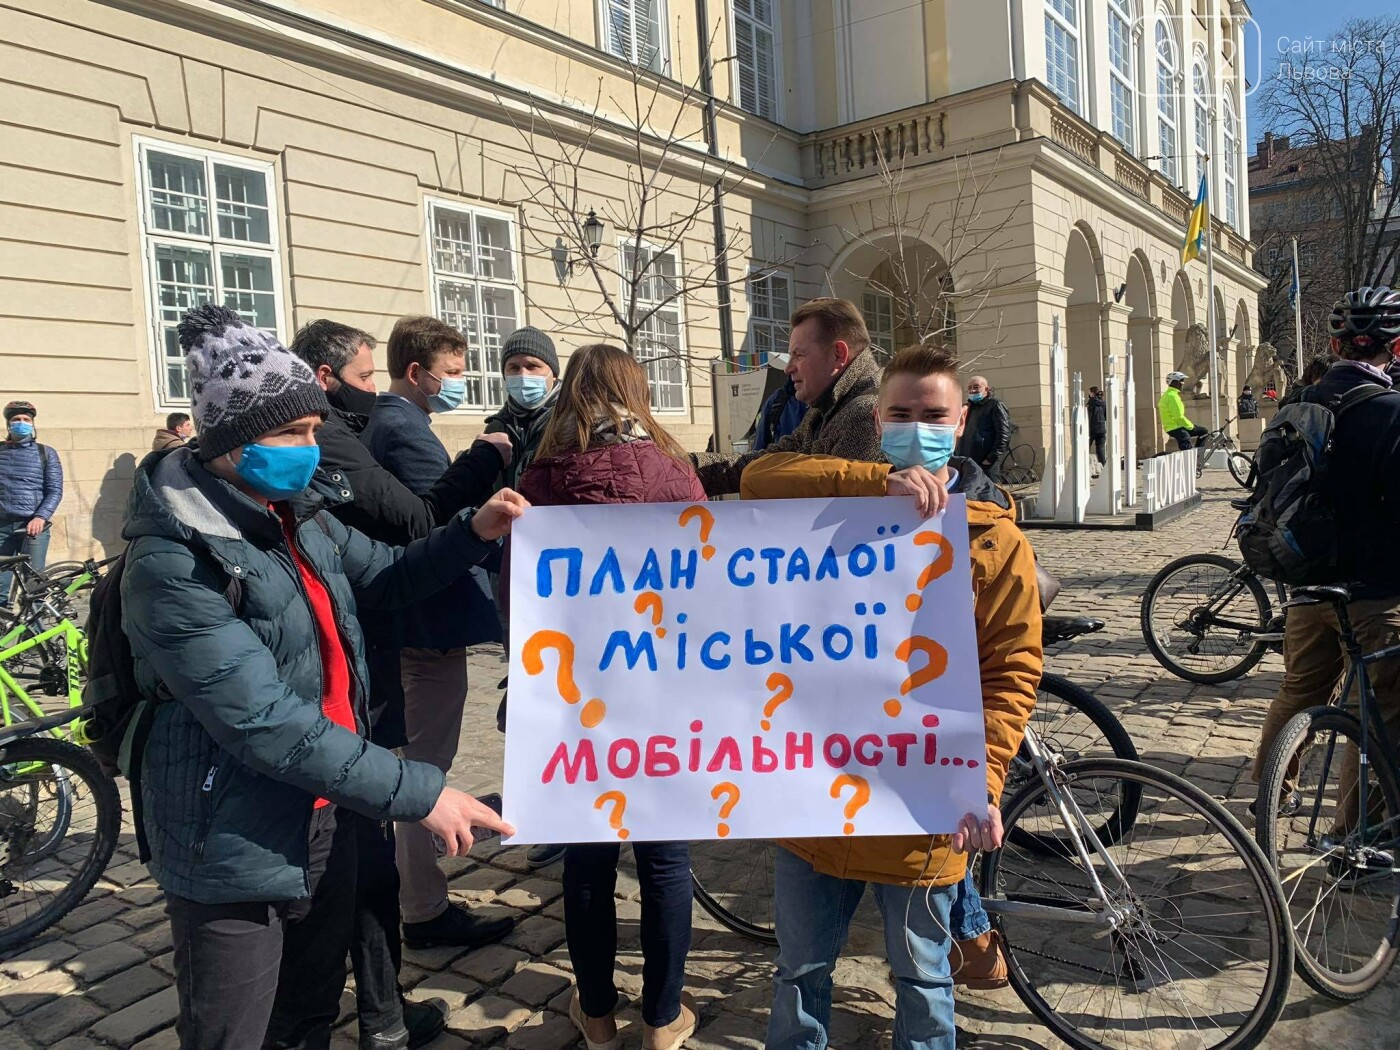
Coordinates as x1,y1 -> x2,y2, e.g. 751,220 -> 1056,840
1168,424 -> 1209,451
1090,434 -> 1106,464
564,842 -> 692,1028
166,805 -> 357,1050
351,812 -> 403,1035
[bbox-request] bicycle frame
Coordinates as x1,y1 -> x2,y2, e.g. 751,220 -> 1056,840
982,726 -> 1134,929
0,618 -> 86,738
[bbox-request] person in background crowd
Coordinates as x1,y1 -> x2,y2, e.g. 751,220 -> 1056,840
749,354 -> 809,451
120,304 -> 518,1050
1236,386 -> 1259,420
1159,371 -> 1207,450
1279,353 -> 1337,407
360,316 -> 511,952
152,411 -> 194,452
483,325 -> 566,871
0,400 -> 62,600
1251,289 -> 1400,846
1086,386 -> 1107,468
738,343 -> 1042,1050
506,344 -> 705,1050
290,318 -> 511,1049
689,298 -> 882,495
954,375 -> 1012,482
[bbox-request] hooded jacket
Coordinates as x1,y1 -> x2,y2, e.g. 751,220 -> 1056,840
0,436 -> 63,524
485,386 -> 560,492
1158,386 -> 1193,432
120,447 -> 497,903
738,453 -> 1043,887
689,351 -> 882,496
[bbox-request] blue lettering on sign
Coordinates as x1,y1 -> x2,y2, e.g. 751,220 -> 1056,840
758,548 -> 785,584
815,546 -> 841,581
727,548 -> 756,587
786,548 -> 811,582
670,548 -> 699,591
589,548 -> 626,596
599,630 -> 657,672
633,549 -> 664,591
537,548 -> 583,598
701,632 -> 732,670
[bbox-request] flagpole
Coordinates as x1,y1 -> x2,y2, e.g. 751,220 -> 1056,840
1291,235 -> 1304,381
1204,121 -> 1220,435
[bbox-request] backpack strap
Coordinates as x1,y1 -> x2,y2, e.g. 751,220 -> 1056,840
1332,383 -> 1396,417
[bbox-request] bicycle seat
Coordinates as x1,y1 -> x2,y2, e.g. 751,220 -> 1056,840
1289,585 -> 1352,606
1042,615 -> 1106,646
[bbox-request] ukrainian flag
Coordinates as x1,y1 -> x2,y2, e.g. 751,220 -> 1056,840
1182,174 -> 1208,265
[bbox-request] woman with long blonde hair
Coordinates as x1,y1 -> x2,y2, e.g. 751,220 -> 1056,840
509,344 -> 703,1050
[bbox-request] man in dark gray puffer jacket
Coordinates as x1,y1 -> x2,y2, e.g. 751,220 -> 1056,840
121,304 -> 522,1050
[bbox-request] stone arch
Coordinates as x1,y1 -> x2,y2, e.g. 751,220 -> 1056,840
1063,222 -> 1107,391
828,229 -> 955,363
1125,251 -> 1157,455
1233,297 -> 1254,396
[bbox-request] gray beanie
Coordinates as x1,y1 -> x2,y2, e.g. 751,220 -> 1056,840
177,304 -> 329,463
500,326 -> 560,377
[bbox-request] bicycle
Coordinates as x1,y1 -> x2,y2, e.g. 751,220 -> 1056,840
0,706 -> 121,950
0,555 -> 112,689
997,443 -> 1040,487
690,615 -> 1142,945
1193,418 -> 1253,487
1255,584 -> 1400,1001
1141,547 -> 1287,684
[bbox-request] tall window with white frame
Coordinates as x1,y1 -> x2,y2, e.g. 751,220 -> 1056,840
1222,92 -> 1239,228
1044,0 -> 1082,114
621,243 -> 687,412
136,139 -> 283,406
426,200 -> 522,411
733,0 -> 778,120
862,291 -> 895,358
1107,0 -> 1136,150
1155,20 -> 1181,186
747,270 -> 791,367
602,0 -> 666,72
1193,59 -> 1210,191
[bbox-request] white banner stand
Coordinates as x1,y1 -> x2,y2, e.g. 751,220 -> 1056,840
1056,371 -> 1091,523
1036,316 -> 1067,518
1124,341 -> 1138,508
1088,356 -> 1122,516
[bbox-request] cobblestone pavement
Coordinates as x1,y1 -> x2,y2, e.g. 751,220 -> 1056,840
3,476 -> 1398,1049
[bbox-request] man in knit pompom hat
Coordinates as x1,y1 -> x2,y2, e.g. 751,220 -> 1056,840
119,303 -> 525,1050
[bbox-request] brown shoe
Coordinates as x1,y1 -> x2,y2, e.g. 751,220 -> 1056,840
568,991 -> 621,1050
642,991 -> 698,1050
952,930 -> 1009,989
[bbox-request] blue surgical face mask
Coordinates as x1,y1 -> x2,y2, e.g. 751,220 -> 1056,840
234,442 -> 321,501
880,421 -> 958,473
7,421 -> 34,441
425,371 -> 467,414
505,374 -> 549,408
967,392 -> 986,404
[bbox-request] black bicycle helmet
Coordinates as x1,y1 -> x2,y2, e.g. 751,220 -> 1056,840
1328,286 -> 1400,348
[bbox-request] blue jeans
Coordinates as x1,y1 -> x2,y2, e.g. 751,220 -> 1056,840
0,521 -> 50,605
564,841 -> 691,1028
949,870 -> 990,941
767,848 -> 956,1050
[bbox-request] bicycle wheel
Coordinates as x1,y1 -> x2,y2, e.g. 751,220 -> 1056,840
1229,452 -> 1254,488
1141,553 -> 1272,684
1006,674 -> 1142,853
1256,707 -> 1400,1000
690,838 -> 777,945
984,758 -> 1292,1050
0,737 -> 121,951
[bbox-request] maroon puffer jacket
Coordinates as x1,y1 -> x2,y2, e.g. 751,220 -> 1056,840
502,441 -> 706,618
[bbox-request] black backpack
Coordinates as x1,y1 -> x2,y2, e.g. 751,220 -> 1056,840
1236,384 -> 1395,585
83,551 -> 240,859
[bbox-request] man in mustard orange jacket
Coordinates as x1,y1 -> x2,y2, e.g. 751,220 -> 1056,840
740,344 -> 1043,1050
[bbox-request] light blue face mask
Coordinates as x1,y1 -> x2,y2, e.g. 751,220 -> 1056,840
7,422 -> 34,441
505,374 -> 550,407
234,442 -> 321,501
967,392 -> 986,404
880,422 -> 958,472
426,371 -> 467,414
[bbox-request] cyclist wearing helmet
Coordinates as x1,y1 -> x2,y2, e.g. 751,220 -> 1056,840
1158,371 -> 1207,450
1252,287 -> 1400,820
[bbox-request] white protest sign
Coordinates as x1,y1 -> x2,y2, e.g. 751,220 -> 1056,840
503,496 -> 985,844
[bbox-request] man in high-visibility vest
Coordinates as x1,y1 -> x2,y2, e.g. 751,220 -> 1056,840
1159,371 -> 1207,450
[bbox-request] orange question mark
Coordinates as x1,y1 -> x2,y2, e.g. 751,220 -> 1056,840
633,592 -> 666,638
829,773 -> 871,835
906,531 -> 954,611
711,781 -> 741,837
678,505 -> 717,561
522,630 -> 607,729
593,791 -> 629,839
761,671 -> 794,731
883,636 -> 949,718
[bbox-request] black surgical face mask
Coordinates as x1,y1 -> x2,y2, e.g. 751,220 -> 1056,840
330,380 -> 378,417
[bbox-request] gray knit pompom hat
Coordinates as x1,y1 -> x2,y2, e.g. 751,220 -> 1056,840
177,304 -> 329,462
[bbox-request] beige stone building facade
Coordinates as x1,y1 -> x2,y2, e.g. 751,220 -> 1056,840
1,0 -> 1262,558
